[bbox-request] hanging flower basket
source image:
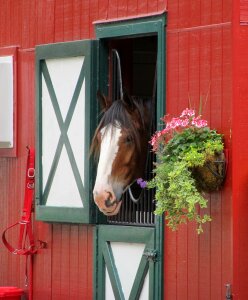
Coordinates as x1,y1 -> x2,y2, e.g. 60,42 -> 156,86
191,151 -> 226,192
147,108 -> 226,234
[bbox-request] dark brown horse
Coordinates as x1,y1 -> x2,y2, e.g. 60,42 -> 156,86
91,92 -> 152,216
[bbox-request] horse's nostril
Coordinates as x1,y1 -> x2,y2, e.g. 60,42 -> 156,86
105,198 -> 111,207
105,191 -> 117,207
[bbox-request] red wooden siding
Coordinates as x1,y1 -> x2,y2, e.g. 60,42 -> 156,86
233,0 -> 248,298
240,0 -> 248,24
0,0 -> 167,48
165,0 -> 232,299
0,1 -> 167,299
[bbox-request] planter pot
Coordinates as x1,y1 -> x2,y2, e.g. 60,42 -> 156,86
191,152 -> 226,192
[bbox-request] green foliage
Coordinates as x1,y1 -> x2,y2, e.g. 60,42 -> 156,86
148,126 -> 224,234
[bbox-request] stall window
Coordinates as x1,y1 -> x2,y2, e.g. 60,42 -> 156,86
0,47 -> 17,157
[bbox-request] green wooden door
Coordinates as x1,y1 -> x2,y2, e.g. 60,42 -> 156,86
96,226 -> 157,300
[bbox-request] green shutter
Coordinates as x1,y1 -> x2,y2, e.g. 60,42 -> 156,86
35,40 -> 98,223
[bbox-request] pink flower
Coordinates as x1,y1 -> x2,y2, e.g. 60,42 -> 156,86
150,134 -> 158,146
181,118 -> 189,127
192,117 -> 208,128
165,123 -> 172,130
195,120 -> 208,128
168,118 -> 182,129
191,117 -> 199,125
150,131 -> 164,150
162,128 -> 169,134
180,108 -> 195,118
151,108 -> 209,152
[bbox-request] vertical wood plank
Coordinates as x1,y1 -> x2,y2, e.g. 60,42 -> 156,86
5,0 -> 11,45
89,0 -> 98,38
117,0 -> 127,18
28,0 -> 37,48
60,225 -> 70,300
187,222 -> 199,300
72,0 -> 81,40
21,1 -> 31,48
176,226 -> 188,300
200,0 -> 211,26
44,0 -> 55,44
190,0 -> 201,27
78,226 -> 86,297
0,1 -> 5,45
127,0 -> 138,17
188,31 -> 200,109
221,26 -> 232,299
198,218 -> 211,300
64,0 -> 73,41
98,0 -> 108,21
178,0 -> 190,28
178,32 -> 189,108
211,0 -> 223,24
87,226 -> 94,300
54,0 -> 64,42
233,24 -> 248,298
33,222 -> 52,300
166,32 -> 179,114
79,225 -> 92,299
69,225 -> 79,299
51,224 -> 62,300
81,0 -> 90,39
157,0 -> 166,12
137,0 -> 148,15
108,0 -> 118,19
223,0 -> 232,22
167,0 -> 178,29
147,0 -> 157,14
199,29 -> 211,116
164,228 -> 177,300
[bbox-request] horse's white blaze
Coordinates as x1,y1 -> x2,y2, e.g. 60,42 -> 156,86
93,124 -> 122,199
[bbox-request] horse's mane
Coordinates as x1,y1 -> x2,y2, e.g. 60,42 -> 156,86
91,97 -> 150,158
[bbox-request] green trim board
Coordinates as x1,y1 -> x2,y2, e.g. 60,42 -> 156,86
95,13 -> 166,300
96,14 -> 166,39
35,40 -> 98,223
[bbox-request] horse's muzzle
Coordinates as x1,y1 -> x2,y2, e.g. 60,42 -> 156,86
93,190 -> 122,216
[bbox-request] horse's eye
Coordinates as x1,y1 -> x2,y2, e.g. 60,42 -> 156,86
125,135 -> 133,144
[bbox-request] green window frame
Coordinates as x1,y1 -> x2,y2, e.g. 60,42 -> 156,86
35,40 -> 98,223
95,14 -> 166,122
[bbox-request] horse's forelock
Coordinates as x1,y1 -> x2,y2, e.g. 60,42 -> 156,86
91,98 -> 148,158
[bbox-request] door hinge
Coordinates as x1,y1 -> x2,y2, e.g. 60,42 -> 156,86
225,284 -> 232,300
143,249 -> 157,262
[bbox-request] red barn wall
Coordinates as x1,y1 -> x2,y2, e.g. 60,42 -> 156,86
233,0 -> 248,298
0,1 -> 167,299
165,0 -> 233,299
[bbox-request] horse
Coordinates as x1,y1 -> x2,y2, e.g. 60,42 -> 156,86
91,91 -> 152,216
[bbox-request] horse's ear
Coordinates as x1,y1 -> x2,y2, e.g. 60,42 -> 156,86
97,90 -> 111,111
122,89 -> 134,110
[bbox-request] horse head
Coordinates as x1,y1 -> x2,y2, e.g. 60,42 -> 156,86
91,91 -> 151,216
